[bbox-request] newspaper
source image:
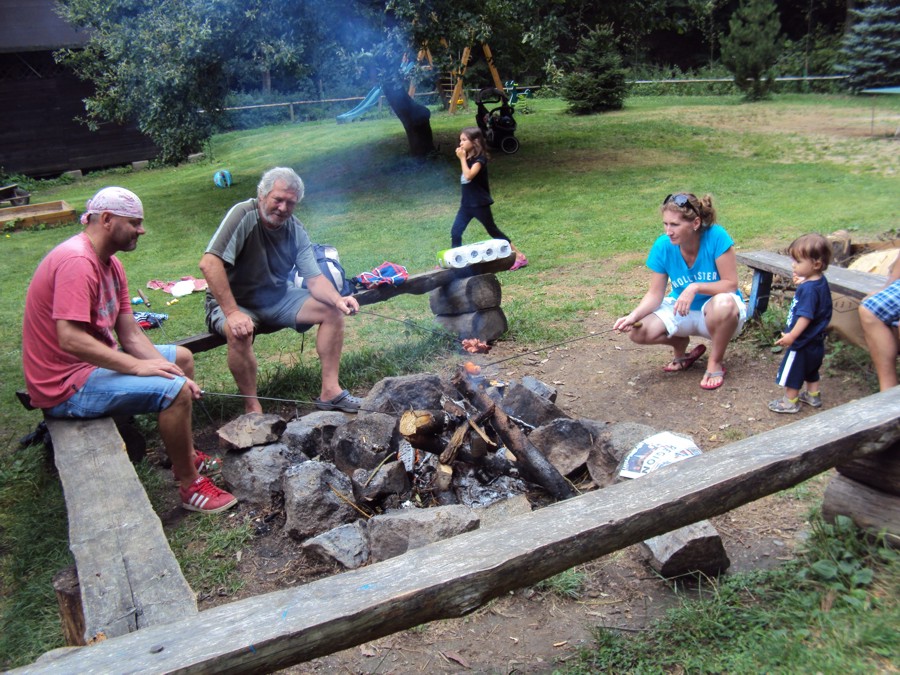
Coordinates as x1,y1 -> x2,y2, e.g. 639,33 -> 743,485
618,431 -> 701,479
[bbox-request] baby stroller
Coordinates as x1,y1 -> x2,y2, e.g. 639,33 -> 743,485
475,87 -> 519,154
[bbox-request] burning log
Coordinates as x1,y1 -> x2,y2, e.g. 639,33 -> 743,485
452,369 -> 576,501
399,410 -> 455,455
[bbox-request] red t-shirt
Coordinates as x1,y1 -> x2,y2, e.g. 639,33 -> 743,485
22,232 -> 131,408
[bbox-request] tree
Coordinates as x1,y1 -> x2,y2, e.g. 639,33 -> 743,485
560,25 -> 628,114
56,0 -> 378,163
836,0 -> 900,92
721,0 -> 783,100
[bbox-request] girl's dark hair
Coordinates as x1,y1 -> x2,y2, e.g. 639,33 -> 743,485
661,192 -> 717,230
460,127 -> 489,159
788,233 -> 832,271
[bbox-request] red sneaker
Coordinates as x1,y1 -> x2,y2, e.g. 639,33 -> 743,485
173,450 -> 223,482
180,476 -> 238,514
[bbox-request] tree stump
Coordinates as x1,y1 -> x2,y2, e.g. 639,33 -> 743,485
822,474 -> 900,546
430,274 -> 507,342
434,307 -> 508,342
429,274 -> 502,315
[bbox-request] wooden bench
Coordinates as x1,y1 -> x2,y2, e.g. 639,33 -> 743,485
18,387 -> 900,673
42,417 -> 197,645
736,250 -> 887,319
176,254 -> 515,353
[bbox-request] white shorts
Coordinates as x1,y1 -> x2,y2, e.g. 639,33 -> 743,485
653,294 -> 747,340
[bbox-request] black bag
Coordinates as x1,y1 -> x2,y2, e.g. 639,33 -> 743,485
294,243 -> 354,297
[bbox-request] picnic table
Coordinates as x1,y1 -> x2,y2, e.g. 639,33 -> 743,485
0,183 -> 30,207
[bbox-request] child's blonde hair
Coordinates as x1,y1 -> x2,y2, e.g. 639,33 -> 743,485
788,233 -> 832,271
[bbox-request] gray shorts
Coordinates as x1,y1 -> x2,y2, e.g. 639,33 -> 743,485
205,289 -> 314,336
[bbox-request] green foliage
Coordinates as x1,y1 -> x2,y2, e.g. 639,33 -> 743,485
566,514 -> 900,674
777,29 -> 846,93
837,0 -> 900,92
534,568 -> 586,599
721,0 -> 783,101
560,25 -> 628,114
54,0 -> 377,163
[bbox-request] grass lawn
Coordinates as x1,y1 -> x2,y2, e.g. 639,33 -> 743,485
1,93 -> 898,668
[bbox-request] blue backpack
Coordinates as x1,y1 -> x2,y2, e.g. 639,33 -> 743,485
294,244 -> 354,297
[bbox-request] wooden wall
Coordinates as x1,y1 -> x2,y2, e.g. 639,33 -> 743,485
0,51 -> 158,177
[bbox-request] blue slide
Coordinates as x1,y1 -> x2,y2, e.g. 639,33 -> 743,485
336,63 -> 415,123
336,85 -> 384,123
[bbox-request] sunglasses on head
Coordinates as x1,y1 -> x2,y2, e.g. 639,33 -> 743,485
663,193 -> 699,218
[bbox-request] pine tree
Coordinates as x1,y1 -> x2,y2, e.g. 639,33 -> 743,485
561,25 -> 628,115
836,0 -> 900,92
721,0 -> 783,101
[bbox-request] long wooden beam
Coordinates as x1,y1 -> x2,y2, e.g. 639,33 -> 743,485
19,388 -> 900,674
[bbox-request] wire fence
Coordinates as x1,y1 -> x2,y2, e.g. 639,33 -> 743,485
210,75 -> 851,131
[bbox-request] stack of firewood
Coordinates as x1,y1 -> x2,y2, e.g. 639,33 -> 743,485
430,274 -> 507,342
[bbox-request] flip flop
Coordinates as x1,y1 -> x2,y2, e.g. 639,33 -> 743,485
700,369 -> 726,390
314,389 -> 362,413
662,344 -> 706,373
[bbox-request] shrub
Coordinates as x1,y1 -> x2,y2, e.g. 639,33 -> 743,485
721,0 -> 783,101
561,25 -> 628,114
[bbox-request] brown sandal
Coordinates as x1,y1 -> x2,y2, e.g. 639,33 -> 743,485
662,344 -> 706,372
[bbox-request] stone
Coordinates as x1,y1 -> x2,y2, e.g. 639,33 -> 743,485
475,493 -> 532,528
499,382 -> 570,428
521,375 -> 557,403
302,521 -> 369,569
642,521 -> 730,578
221,443 -> 295,504
217,412 -> 286,450
529,419 -> 601,477
586,421 -> 653,487
351,460 -> 411,504
283,461 -> 359,541
131,160 -> 150,171
282,411 -> 348,461
367,505 -> 480,563
360,374 -> 445,416
331,412 -> 398,476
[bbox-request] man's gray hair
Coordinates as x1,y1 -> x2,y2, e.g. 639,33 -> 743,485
258,167 -> 304,200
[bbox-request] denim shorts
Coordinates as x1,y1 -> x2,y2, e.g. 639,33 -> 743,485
653,294 -> 748,339
205,288 -> 313,335
44,345 -> 186,419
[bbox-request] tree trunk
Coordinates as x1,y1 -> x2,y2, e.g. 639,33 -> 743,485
382,83 -> 435,158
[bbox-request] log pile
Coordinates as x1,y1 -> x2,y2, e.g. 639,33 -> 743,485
430,274 -> 507,342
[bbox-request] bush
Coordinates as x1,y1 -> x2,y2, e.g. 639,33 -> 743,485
721,0 -> 783,101
561,25 -> 628,114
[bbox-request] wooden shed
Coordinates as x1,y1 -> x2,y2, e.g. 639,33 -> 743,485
0,0 -> 158,177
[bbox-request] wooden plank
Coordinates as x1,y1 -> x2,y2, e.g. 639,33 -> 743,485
18,387 -> 900,675
354,254 -> 515,306
44,418 -> 197,643
175,256 -> 516,354
736,250 -> 887,299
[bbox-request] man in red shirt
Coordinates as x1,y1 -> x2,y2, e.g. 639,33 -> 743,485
22,187 -> 237,514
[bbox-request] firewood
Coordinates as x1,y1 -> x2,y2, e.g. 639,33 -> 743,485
434,463 -> 454,492
441,424 -> 469,464
452,369 -> 576,500
399,410 -> 452,437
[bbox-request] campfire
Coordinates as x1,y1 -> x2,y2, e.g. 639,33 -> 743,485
212,364 -> 730,577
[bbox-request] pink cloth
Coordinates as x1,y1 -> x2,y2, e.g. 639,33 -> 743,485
22,233 -> 131,408
146,276 -> 208,294
80,186 -> 144,225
